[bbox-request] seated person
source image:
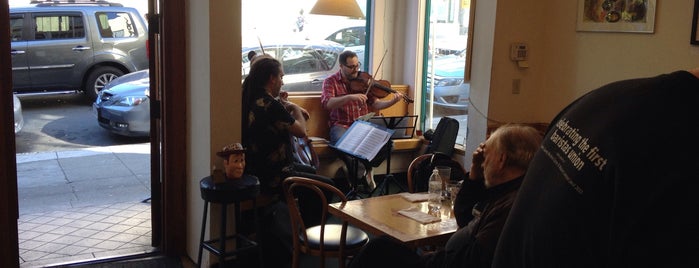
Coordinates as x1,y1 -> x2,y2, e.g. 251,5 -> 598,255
321,50 -> 405,190
347,124 -> 543,268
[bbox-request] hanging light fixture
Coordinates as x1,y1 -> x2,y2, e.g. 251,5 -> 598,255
309,0 -> 365,19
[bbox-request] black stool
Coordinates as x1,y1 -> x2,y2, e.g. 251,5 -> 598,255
196,176 -> 261,268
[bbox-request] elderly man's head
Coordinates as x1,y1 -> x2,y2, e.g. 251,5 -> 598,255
481,124 -> 542,188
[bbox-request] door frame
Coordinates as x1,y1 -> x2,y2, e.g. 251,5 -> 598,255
0,0 -> 188,265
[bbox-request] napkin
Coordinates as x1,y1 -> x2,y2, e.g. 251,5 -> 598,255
397,207 -> 441,224
399,192 -> 432,202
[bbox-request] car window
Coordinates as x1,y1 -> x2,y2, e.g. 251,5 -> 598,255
34,13 -> 85,40
281,48 -> 326,75
95,12 -> 138,38
10,16 -> 23,41
325,26 -> 365,47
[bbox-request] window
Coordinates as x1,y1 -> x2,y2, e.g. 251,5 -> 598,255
241,0 -> 367,94
422,0 -> 473,145
10,16 -> 23,41
96,12 -> 138,38
34,14 -> 85,40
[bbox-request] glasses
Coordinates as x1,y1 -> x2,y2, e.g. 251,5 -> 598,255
343,62 -> 361,70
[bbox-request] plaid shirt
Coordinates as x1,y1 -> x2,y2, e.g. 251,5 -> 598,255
320,71 -> 376,128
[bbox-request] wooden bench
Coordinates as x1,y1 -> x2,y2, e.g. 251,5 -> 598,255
288,85 -> 423,176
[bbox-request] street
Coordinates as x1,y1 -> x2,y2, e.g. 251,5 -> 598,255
14,93 -> 149,154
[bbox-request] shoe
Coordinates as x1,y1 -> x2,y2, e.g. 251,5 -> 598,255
365,170 -> 376,191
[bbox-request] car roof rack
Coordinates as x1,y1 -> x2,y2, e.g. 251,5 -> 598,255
30,0 -> 123,7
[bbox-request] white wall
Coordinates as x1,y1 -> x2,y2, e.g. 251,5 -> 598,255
488,0 -> 699,124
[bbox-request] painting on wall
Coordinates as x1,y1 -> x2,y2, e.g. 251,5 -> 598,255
576,0 -> 656,33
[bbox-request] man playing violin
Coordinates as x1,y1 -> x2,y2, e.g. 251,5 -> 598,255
242,55 -> 336,268
321,50 -> 406,190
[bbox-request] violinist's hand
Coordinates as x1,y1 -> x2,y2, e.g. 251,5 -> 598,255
279,90 -> 289,103
350,93 -> 368,103
469,142 -> 485,181
299,106 -> 310,120
392,92 -> 405,103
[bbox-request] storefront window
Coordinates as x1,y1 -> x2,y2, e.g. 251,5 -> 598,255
423,0 -> 472,146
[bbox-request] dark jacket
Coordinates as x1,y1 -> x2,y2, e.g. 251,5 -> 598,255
429,176 -> 524,268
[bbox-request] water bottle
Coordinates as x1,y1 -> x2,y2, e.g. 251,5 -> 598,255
428,168 -> 442,216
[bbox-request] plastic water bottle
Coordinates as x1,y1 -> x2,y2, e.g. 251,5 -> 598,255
428,168 -> 442,216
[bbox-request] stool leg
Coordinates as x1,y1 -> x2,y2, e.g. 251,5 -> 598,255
196,201 -> 209,268
234,201 -> 241,247
254,200 -> 264,267
219,203 -> 227,268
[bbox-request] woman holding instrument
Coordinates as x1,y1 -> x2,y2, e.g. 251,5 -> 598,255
321,50 -> 406,189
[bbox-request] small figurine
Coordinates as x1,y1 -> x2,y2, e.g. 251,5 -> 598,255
215,143 -> 259,189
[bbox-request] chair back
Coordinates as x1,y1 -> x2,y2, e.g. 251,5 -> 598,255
283,176 -> 365,268
407,153 -> 467,193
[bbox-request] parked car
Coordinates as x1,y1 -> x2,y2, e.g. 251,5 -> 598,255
93,69 -> 150,137
95,40 -> 344,137
305,20 -> 367,64
426,50 -> 470,111
241,40 -> 344,93
13,93 -> 24,134
322,22 -> 366,62
10,1 -> 149,100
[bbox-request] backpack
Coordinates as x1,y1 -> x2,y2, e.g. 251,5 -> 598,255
423,117 -> 460,156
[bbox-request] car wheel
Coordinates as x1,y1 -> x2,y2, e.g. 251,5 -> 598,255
85,66 -> 124,100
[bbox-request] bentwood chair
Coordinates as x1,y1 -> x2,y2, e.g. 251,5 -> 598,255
283,176 -> 369,268
407,153 -> 468,193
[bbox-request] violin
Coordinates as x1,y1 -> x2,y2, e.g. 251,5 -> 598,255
348,71 -> 414,103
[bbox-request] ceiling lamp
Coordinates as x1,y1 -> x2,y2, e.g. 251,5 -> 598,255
309,0 -> 365,19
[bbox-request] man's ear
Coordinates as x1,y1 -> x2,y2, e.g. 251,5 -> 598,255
496,152 -> 507,170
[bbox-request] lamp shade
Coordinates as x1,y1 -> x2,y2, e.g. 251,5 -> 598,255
309,0 -> 365,19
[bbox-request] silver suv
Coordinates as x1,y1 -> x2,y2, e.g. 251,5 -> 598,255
10,1 -> 148,100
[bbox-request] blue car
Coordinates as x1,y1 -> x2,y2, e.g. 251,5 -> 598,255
93,70 -> 150,137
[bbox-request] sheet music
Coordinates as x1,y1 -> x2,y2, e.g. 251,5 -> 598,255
335,121 -> 394,161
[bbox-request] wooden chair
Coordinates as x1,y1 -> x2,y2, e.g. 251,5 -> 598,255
283,176 -> 369,268
406,153 -> 468,193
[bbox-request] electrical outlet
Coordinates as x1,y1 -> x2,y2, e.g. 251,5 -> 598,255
512,79 -> 521,94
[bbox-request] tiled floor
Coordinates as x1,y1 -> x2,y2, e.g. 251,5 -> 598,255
18,201 -> 155,267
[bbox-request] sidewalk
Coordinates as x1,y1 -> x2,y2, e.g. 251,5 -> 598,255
16,143 -> 155,267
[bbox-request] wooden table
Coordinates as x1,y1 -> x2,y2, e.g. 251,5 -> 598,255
328,193 -> 458,248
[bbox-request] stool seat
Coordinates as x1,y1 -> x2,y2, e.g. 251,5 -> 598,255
199,175 -> 260,203
197,175 -> 262,268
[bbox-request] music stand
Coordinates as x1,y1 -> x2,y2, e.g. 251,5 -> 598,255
366,115 -> 418,196
329,120 -> 395,200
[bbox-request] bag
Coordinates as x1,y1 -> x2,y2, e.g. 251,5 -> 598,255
424,117 -> 460,156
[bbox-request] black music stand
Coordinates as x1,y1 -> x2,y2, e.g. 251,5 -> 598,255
329,120 -> 395,200
366,115 -> 418,196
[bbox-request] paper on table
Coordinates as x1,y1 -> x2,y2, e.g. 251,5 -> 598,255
397,207 -> 441,224
399,192 -> 432,202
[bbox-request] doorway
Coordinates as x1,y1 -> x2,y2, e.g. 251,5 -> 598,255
0,0 -> 191,266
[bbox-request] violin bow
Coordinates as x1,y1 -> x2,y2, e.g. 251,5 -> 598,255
365,49 -> 389,95
257,35 -> 266,55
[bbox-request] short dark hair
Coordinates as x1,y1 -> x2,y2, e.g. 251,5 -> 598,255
339,50 -> 358,66
247,50 -> 257,61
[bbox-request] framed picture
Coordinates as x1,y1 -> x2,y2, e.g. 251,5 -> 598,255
692,0 -> 699,45
576,0 -> 656,33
